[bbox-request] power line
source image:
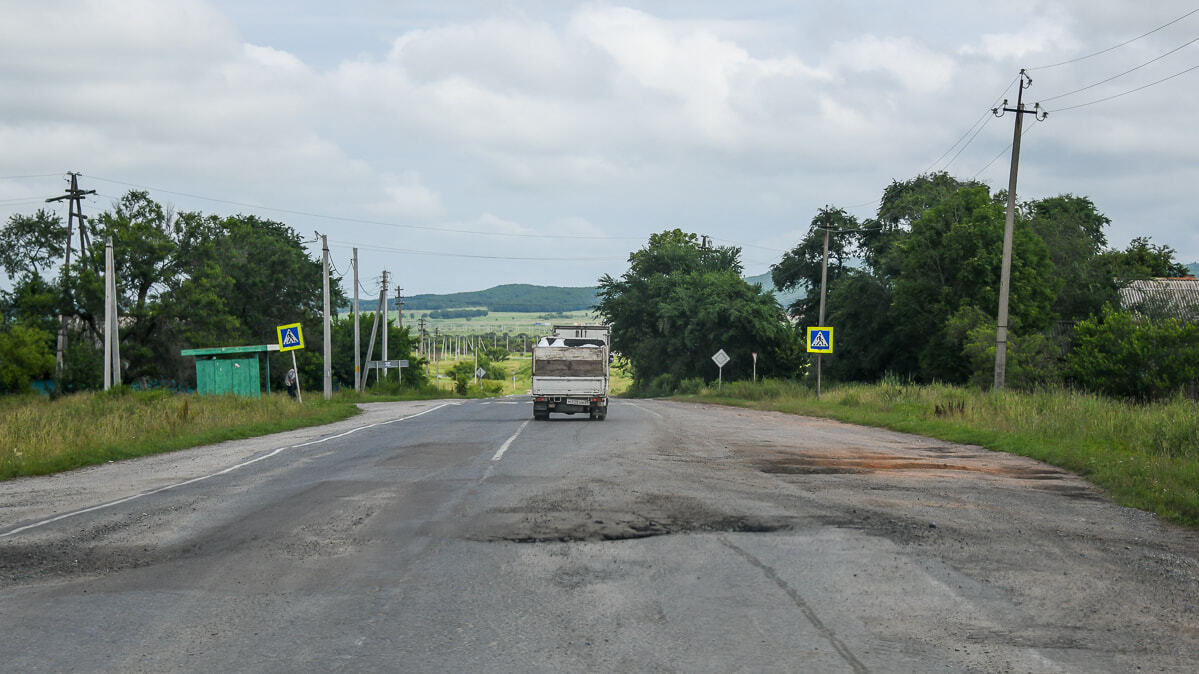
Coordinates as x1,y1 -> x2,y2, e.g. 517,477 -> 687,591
972,122 -> 1038,180
0,172 -> 65,181
1040,35 -> 1199,103
924,75 -> 1020,174
1047,62 -> 1199,112
330,239 -> 625,262
85,174 -> 645,243
1030,7 -> 1199,70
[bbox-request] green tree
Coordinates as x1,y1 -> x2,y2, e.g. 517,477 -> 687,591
1027,195 -> 1114,321
771,207 -> 857,320
0,209 -> 68,278
890,184 -> 1056,382
1100,236 -> 1190,281
598,229 -> 802,390
0,323 -> 55,393
1065,305 -> 1199,400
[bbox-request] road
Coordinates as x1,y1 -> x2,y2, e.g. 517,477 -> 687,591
1,398 -> 1196,672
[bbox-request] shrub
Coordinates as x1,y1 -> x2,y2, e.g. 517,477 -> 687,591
1065,305 -> 1199,400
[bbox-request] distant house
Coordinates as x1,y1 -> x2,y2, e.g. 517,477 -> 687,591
1119,277 -> 1199,322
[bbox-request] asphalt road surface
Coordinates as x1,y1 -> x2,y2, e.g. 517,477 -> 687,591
1,398 -> 1196,672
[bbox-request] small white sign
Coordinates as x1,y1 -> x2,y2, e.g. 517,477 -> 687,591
712,349 -> 730,367
476,367 -> 487,378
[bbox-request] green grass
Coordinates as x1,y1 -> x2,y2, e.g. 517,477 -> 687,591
0,383 -> 463,480
678,379 -> 1199,527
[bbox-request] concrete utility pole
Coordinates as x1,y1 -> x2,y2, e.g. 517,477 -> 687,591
992,69 -> 1047,391
353,248 -> 360,392
103,237 -> 120,389
418,317 -> 427,358
321,234 -> 332,399
396,288 -> 403,329
816,216 -> 830,401
45,172 -> 96,378
381,271 -> 390,380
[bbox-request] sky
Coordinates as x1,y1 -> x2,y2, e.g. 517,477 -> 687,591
2,1 -> 1197,297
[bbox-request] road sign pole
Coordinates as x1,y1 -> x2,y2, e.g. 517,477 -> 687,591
816,354 -> 822,401
291,350 -> 302,404
718,364 -> 723,391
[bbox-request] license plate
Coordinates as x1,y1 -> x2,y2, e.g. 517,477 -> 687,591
566,398 -> 589,406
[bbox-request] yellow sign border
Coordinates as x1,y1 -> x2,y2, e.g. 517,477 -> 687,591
277,323 -> 305,352
806,326 -> 833,354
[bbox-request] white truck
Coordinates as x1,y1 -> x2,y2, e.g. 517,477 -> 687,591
531,324 -> 610,421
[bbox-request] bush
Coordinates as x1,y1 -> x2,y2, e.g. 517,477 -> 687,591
0,323 -> 55,394
676,377 -> 705,395
1065,305 -> 1199,401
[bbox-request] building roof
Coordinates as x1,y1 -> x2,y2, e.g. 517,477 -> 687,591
1119,277 -> 1199,321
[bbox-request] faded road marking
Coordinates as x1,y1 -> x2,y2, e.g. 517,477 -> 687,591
491,419 -> 531,462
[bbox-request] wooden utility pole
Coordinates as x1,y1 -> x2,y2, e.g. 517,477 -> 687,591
992,69 -> 1047,391
45,172 -> 96,378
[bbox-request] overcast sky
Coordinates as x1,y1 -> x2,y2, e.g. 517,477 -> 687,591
2,1 -> 1197,296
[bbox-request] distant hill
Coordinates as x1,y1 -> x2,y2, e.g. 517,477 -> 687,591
1188,262 -> 1198,277
745,271 -> 805,309
397,284 -> 598,313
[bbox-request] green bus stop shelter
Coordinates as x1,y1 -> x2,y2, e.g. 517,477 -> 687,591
181,344 -> 280,397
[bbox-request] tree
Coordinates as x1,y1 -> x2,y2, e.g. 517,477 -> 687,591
0,209 -> 68,278
1100,236 -> 1190,281
771,207 -> 857,320
598,229 -> 803,390
0,323 -> 55,393
890,184 -> 1056,382
1027,195 -> 1114,321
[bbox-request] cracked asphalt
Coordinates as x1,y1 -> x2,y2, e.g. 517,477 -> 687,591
1,397 -> 1196,672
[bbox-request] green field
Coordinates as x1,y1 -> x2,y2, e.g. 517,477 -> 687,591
391,308 -> 600,337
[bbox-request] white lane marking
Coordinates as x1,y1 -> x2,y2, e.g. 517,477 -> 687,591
0,402 -> 456,539
624,401 -> 663,418
491,419 -> 531,462
480,402 -> 491,405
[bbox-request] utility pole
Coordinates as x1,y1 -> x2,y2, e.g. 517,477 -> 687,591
103,237 -> 120,389
418,317 -> 427,359
816,214 -> 831,401
381,271 -> 389,380
992,69 -> 1047,391
353,248 -> 360,392
434,327 -> 440,387
321,234 -> 332,399
396,288 -> 403,329
46,172 -> 96,378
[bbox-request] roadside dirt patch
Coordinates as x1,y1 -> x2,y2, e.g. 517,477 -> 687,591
743,442 -> 1100,495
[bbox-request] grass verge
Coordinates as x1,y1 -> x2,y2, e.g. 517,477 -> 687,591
677,379 -> 1199,527
0,385 -> 454,480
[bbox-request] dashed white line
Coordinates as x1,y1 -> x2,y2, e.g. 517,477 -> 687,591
491,419 -> 531,462
0,402 -> 456,539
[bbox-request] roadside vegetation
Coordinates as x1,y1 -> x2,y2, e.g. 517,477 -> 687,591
0,388 -> 361,480
674,379 -> 1199,527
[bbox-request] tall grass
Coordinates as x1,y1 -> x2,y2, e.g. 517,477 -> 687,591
0,389 -> 360,480
684,379 -> 1199,527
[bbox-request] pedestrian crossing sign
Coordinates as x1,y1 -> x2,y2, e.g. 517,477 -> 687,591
807,327 -> 833,354
277,323 -> 305,352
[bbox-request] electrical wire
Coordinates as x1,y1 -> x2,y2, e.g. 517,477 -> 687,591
84,174 -> 645,243
1030,7 -> 1199,70
1040,35 -> 1199,103
330,239 -> 625,262
924,75 -> 1020,174
0,173 -> 65,181
972,121 -> 1038,180
1047,62 -> 1199,112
